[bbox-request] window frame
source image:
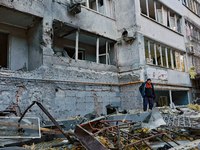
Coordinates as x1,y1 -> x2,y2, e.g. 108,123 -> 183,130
144,38 -> 186,72
140,0 -> 182,34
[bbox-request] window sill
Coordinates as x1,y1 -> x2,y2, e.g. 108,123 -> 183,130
50,55 -> 118,72
141,13 -> 184,37
81,5 -> 115,21
146,63 -> 186,72
183,4 -> 200,19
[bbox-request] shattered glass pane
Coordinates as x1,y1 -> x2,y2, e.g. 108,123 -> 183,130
0,117 -> 41,138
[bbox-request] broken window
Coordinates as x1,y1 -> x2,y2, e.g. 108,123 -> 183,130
0,117 -> 41,138
53,20 -> 115,65
198,4 -> 200,15
145,39 -> 150,63
148,0 -> 155,19
156,44 -> 161,66
63,46 -> 85,60
175,51 -> 180,70
140,0 -> 182,33
182,0 -> 187,5
186,20 -> 200,41
167,48 -> 172,68
190,0 -> 194,11
140,0 -> 147,15
85,0 -> 113,17
180,53 -> 185,72
89,0 -> 98,11
156,2 -> 163,24
0,32 -> 8,68
169,11 -> 176,31
0,6 -> 42,71
98,0 -> 104,14
150,42 -> 156,64
172,50 -> 176,69
79,33 -> 97,62
183,0 -> 200,17
187,0 -> 191,9
99,38 -> 111,64
144,39 -> 185,71
163,6 -> 169,27
176,15 -> 181,33
161,46 -> 167,67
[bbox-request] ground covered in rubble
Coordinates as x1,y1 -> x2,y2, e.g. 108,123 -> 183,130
1,104 -> 200,150
23,138 -> 85,150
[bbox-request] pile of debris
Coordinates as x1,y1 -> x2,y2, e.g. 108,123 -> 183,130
1,102 -> 200,150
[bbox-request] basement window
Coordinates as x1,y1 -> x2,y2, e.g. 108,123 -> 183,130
140,0 -> 182,33
144,38 -> 186,71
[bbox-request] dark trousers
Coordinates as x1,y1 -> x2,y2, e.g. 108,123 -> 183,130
143,97 -> 154,111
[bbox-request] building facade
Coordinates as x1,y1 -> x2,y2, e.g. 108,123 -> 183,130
0,0 -> 199,122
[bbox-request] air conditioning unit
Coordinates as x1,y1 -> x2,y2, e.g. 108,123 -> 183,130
68,0 -> 85,14
188,45 -> 194,55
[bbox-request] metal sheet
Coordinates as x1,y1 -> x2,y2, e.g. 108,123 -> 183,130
0,117 -> 41,138
74,125 -> 108,150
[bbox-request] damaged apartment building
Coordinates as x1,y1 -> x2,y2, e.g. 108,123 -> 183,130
0,0 -> 199,121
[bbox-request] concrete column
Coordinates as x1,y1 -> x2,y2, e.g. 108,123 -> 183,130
75,31 -> 79,60
169,90 -> 173,107
96,37 -> 99,63
106,41 -> 108,65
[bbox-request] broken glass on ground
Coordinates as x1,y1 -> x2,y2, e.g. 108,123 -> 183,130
0,117 -> 41,138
